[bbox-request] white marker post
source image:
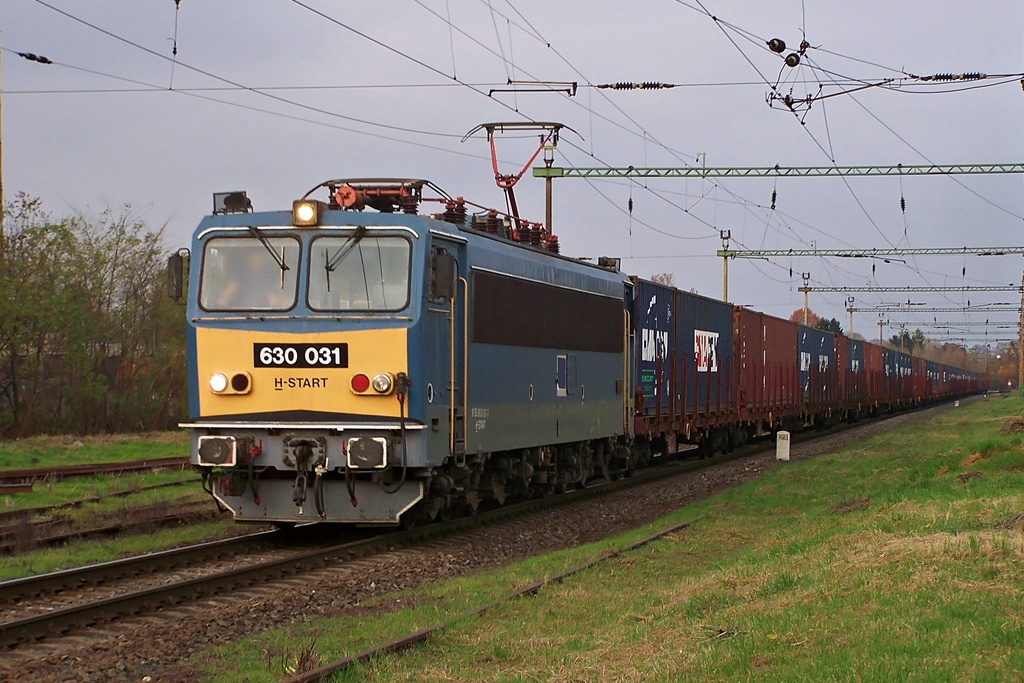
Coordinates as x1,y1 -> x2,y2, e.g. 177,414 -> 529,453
776,430 -> 791,461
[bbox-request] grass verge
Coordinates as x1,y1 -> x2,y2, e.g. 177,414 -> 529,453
195,396 -> 1024,682
0,431 -> 188,470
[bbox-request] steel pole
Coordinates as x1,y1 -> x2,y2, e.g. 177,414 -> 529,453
544,175 -> 552,234
722,254 -> 728,302
0,30 -> 4,231
1019,269 -> 1024,393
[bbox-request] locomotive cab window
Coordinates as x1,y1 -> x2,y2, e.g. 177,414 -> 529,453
199,235 -> 300,311
308,235 -> 412,312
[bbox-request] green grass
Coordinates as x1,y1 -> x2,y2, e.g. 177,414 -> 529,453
193,395 -> 1024,682
0,431 -> 188,470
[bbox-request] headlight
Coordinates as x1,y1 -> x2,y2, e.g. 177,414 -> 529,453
209,373 -> 228,393
292,199 -> 323,226
197,436 -> 237,466
295,203 -> 315,223
372,373 -> 393,394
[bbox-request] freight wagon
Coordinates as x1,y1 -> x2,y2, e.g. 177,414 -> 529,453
632,279 -> 736,457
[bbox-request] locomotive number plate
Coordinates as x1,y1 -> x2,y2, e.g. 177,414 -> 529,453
253,343 -> 348,368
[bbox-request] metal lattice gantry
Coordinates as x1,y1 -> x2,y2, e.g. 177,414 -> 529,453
849,306 -> 1022,314
533,163 -> 1024,179
925,334 -> 1019,338
893,322 -> 1020,328
802,285 -> 1023,294
719,246 -> 1024,259
929,338 -> 1018,345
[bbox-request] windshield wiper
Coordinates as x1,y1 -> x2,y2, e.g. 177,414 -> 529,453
247,225 -> 290,272
324,226 -> 367,292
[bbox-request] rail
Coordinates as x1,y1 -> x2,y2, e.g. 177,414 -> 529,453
0,457 -> 189,484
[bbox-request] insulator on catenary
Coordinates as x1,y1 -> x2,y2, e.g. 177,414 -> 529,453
18,52 -> 53,64
596,82 -> 677,90
900,195 -> 906,213
770,189 -> 777,210
915,72 -> 986,81
628,197 -> 634,213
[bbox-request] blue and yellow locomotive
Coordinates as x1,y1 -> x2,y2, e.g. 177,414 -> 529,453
179,180 -> 635,526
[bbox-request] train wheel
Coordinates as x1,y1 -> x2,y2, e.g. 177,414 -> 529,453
436,504 -> 454,523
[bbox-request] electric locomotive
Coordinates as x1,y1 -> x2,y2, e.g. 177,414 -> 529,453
178,180 -> 635,526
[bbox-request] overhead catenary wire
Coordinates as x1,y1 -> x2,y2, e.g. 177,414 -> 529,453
670,0 -> 1022,226
0,47 -> 496,163
444,0 -> 457,78
31,0 -> 467,140
169,0 -> 181,89
398,0 -> 746,242
669,0 -> 1021,308
20,0 -> 1019,320
22,0 -> 1007,274
8,5 -> 1007,299
25,0 -> 730,247
553,2 -> 943,290
17,75 -> 1020,96
485,6 -> 836,253
719,1 -> 1021,225
800,50 -> 1020,303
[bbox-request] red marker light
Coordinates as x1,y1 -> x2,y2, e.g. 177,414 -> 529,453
351,373 -> 370,393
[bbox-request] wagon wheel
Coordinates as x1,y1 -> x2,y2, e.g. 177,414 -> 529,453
436,501 -> 455,523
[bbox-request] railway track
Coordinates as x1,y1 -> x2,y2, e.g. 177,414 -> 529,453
0,403 -> 962,652
0,457 -> 189,485
0,454 -> 721,650
0,477 -> 200,524
0,498 -> 228,555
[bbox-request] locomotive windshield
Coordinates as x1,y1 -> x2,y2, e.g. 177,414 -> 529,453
308,235 -> 411,312
199,236 -> 300,311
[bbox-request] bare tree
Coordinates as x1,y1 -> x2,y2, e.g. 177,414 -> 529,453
651,272 -> 675,286
788,308 -> 820,328
0,195 -> 186,436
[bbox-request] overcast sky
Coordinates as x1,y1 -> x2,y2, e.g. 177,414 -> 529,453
4,0 -> 1022,339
